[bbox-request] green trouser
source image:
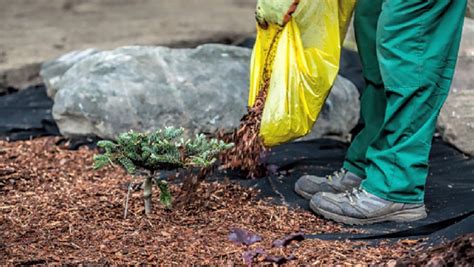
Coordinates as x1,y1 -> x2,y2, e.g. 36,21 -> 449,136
343,0 -> 467,203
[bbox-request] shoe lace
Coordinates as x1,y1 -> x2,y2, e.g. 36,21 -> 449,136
343,187 -> 368,203
327,168 -> 347,182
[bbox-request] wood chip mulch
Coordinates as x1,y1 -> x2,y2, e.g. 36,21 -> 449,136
220,79 -> 270,179
399,233 -> 474,266
0,137 -> 434,265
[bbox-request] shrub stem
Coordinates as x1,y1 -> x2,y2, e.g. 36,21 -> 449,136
143,176 -> 152,215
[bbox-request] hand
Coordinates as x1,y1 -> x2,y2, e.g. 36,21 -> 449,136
255,0 -> 300,28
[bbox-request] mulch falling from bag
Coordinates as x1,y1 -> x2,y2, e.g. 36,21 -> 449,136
220,27 -> 283,179
219,80 -> 269,178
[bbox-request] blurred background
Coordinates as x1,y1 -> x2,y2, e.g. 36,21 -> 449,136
0,0 -> 472,157
0,0 -> 257,91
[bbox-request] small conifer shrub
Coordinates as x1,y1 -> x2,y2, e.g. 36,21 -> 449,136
93,127 -> 233,216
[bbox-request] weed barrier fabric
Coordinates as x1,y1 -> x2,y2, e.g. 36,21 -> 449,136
0,85 -> 103,149
1,82 -> 472,245
221,138 -> 474,245
0,85 -> 59,141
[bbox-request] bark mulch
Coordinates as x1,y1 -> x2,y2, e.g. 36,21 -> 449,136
399,234 -> 473,266
0,137 -> 439,265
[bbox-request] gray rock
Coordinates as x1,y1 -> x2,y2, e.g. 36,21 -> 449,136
459,18 -> 474,57
436,19 -> 474,156
467,0 -> 474,19
52,45 -> 251,139
437,56 -> 474,156
48,44 -> 360,142
40,48 -> 99,98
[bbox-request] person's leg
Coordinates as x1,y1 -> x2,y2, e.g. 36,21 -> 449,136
343,0 -> 386,179
362,0 -> 467,204
294,0 -> 385,199
309,0 -> 466,225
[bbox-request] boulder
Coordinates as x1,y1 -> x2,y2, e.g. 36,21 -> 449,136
467,0 -> 474,19
41,48 -> 99,98
45,44 -> 360,142
437,56 -> 474,156
437,19 -> 474,156
459,18 -> 474,57
51,45 -> 251,139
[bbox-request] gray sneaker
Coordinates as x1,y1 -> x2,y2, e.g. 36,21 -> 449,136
310,188 -> 427,225
294,169 -> 362,200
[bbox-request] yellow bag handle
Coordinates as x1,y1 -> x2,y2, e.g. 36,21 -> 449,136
255,0 -> 300,27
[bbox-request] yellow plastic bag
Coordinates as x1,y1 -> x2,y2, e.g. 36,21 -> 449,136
249,0 -> 356,147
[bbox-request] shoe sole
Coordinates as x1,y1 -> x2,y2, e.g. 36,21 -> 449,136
294,183 -> 314,200
310,199 -> 427,225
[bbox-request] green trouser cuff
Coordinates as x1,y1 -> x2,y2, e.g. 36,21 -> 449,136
343,161 -> 366,179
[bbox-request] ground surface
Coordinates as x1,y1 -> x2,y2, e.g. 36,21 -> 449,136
0,0 -> 257,91
0,137 -> 421,265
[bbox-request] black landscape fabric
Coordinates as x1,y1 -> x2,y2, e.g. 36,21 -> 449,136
0,85 -> 59,141
226,138 -> 474,245
0,56 -> 472,245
